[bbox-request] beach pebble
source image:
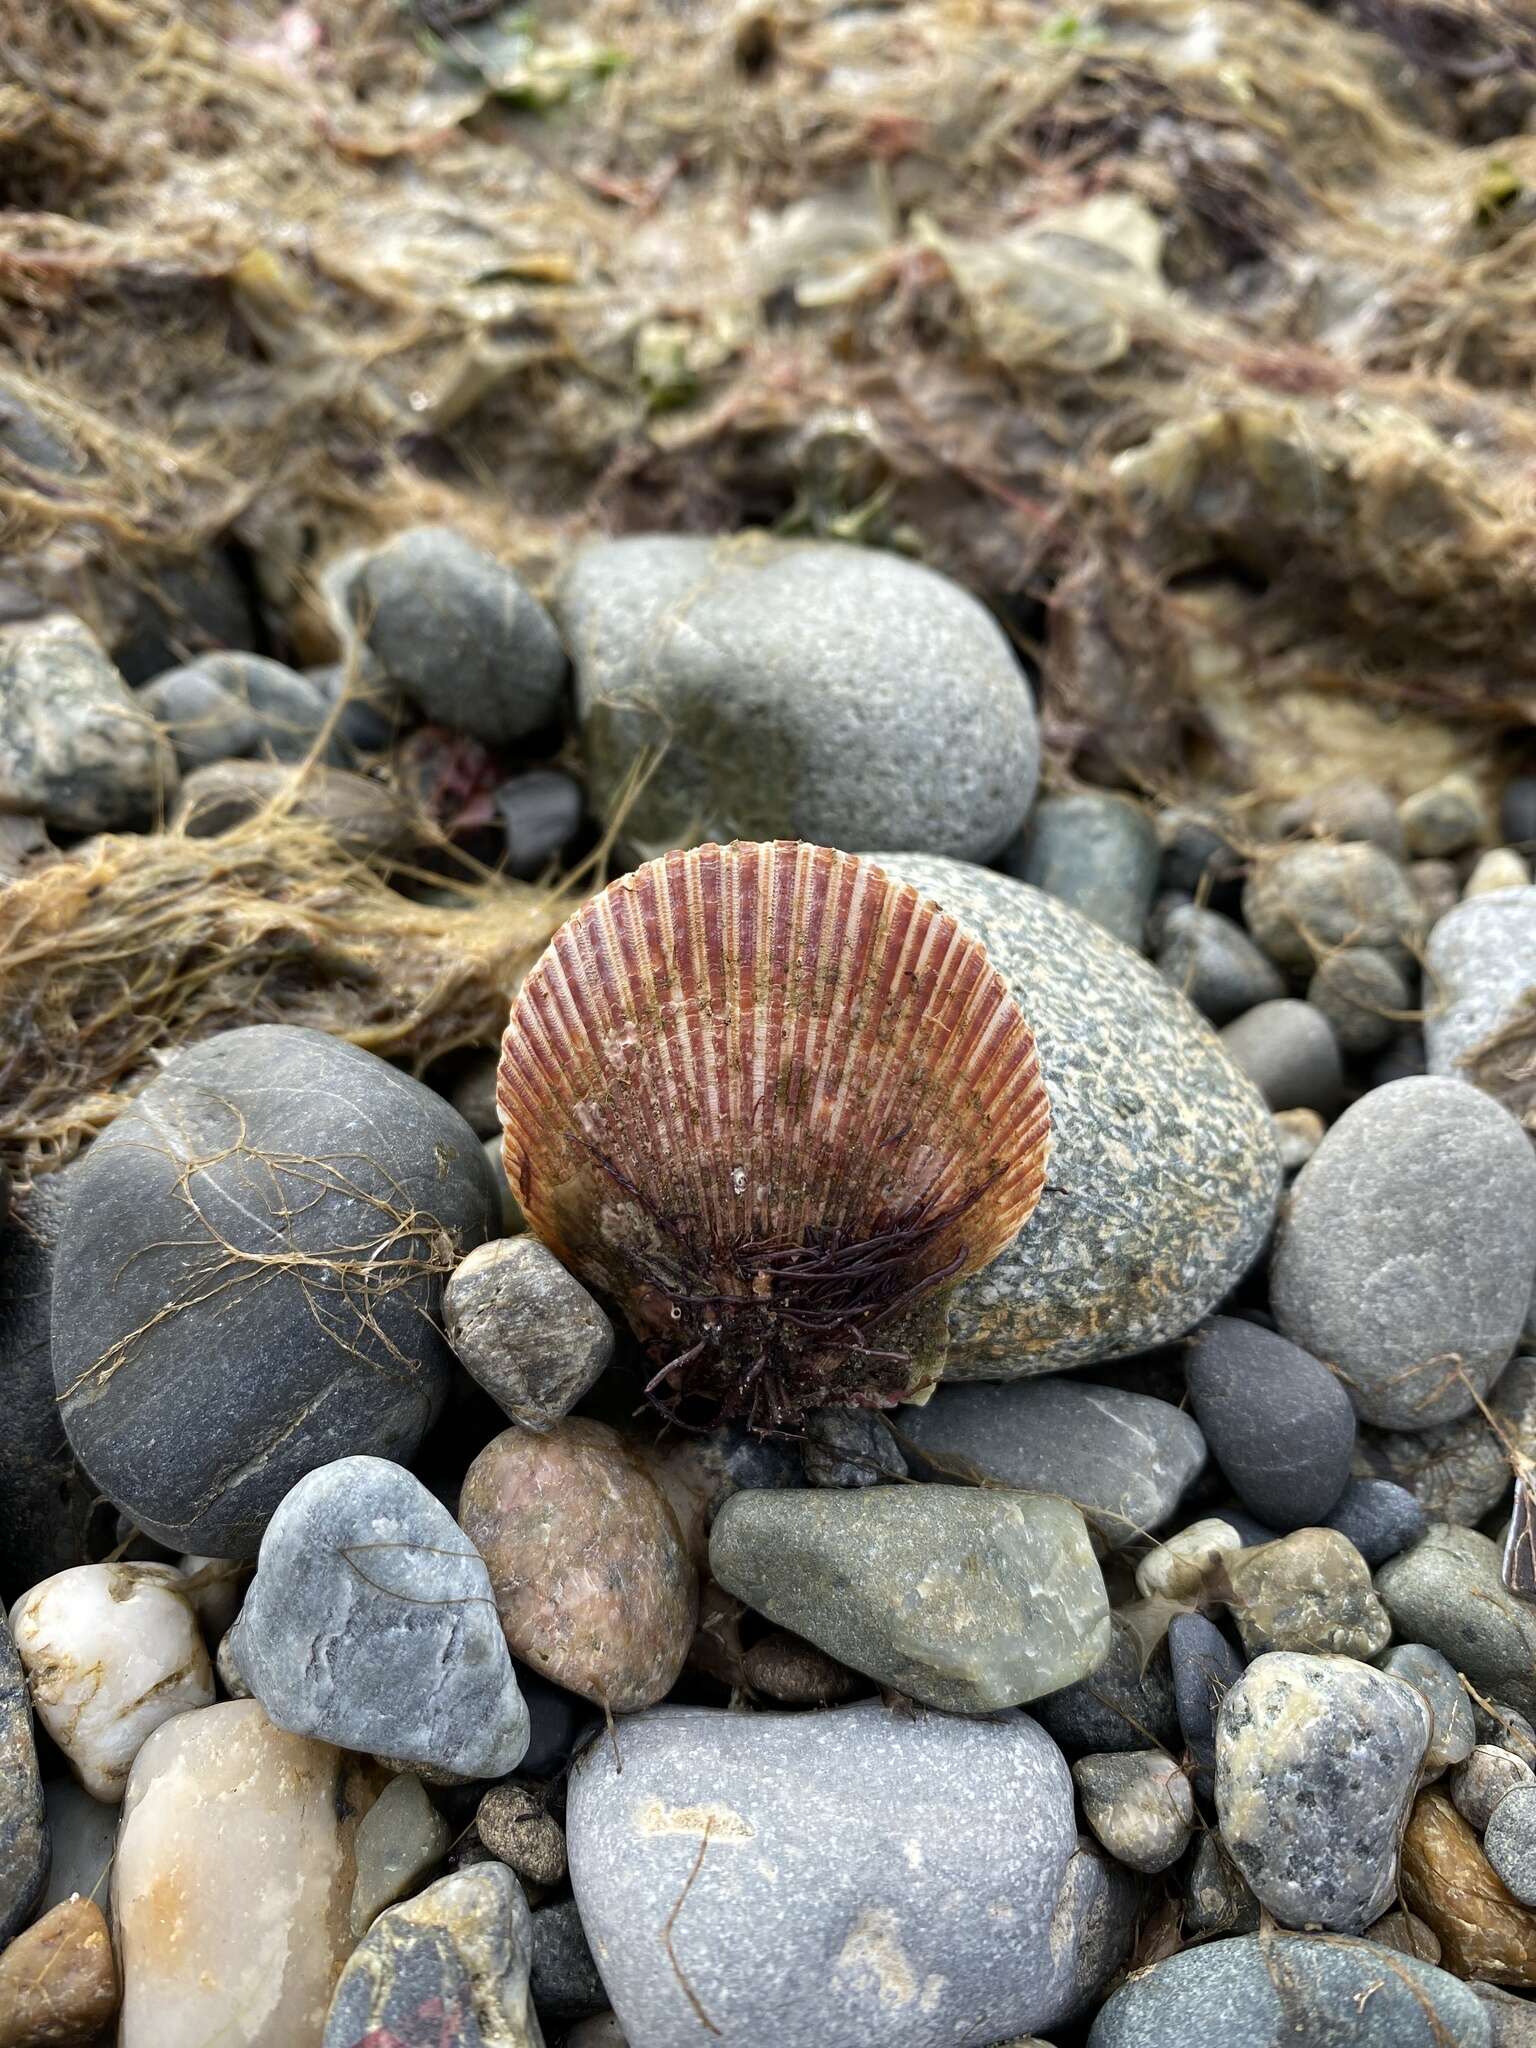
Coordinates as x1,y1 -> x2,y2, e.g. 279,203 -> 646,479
478,1783 -> 566,1890
1242,841 -> 1422,971
567,1696 -> 1128,2047
897,1378 -> 1205,1544
1378,1526 -> 1536,1722
1086,1931 -> 1491,2048
1467,849 -> 1533,897
1382,1643 -> 1476,1772
1272,1106 -> 1324,1171
1271,1076 -> 1536,1430
113,551 -> 255,686
1183,1834 -> 1260,1936
1402,773 -> 1487,857
1400,1786 -> 1536,1985
558,534 -> 1038,862
139,652 -> 338,771
530,1897 -> 607,2025
741,1632 -> 859,1706
349,1774 -> 452,1937
1504,778 -> 1536,846
800,1407 -> 906,1487
229,1457 -> 529,1781
495,767 -> 585,881
0,612 -> 178,831
1485,1785 -> 1536,1907
175,1556 -> 247,1640
39,1778 -> 117,1921
1225,1528 -> 1390,1659
1134,1516 -> 1243,1602
1216,1650 -> 1430,1930
460,1420 -> 696,1713
1456,1747 -> 1536,1833
1307,945 -> 1413,1054
1364,1404 -> 1516,1528
10,1564 -> 213,1802
0,1896 -> 118,2047
1276,776 -> 1406,858
877,856 -> 1278,1374
710,1485 -> 1108,1713
114,1700 -> 382,2048
323,1863 -> 540,2048
1072,1750 -> 1193,1873
0,1613 -> 44,1950
1036,1614 -> 1180,1758
1219,999 -> 1344,1114
52,1025 -> 499,1557
1476,1698 -> 1536,1770
444,1238 -> 615,1432
1168,1612 -> 1244,1798
342,527 -> 567,746
1368,1905 -> 1443,1963
173,758 -> 417,859
1000,791 -> 1159,950
1154,902 -> 1285,1024
1184,1316 -> 1355,1529
1425,889 -> 1536,1118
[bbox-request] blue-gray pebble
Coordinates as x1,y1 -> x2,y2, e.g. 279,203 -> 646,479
1323,1478 -> 1426,1566
1184,1316 -> 1354,1530
999,791 -> 1160,951
1169,1611 -> 1244,1799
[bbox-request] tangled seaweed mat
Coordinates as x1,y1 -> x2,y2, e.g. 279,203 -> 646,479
0,803 -> 564,1179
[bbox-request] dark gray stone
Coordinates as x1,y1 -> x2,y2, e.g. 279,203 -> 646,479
495,769 -> 584,881
559,534 -> 1038,862
228,1456 -> 528,1778
874,857 -> 1280,1375
53,1025 -> 500,1556
1087,1932 -> 1492,2048
1402,775 -> 1486,858
708,1485 -> 1109,1713
322,1862 -> 540,2047
0,1610 -> 46,1946
1216,1650 -> 1430,1930
344,526 -> 567,746
1468,1981 -> 1536,2048
113,551 -> 255,686
1169,1612 -> 1244,1799
567,1696 -> 1125,2048
1157,810 -> 1238,896
1242,841 -> 1422,972
1369,1026 -> 1429,1087
0,1177 -> 100,1607
530,1898 -> 606,2024
1219,999 -> 1344,1115
1272,1077 -> 1536,1430
1275,777 -> 1407,860
1308,946 -> 1414,1055
444,1238 -> 615,1432
1381,1644 -> 1476,1772
1503,777 -> 1536,848
1484,1783 -> 1536,1906
1035,1613 -> 1180,1759
1155,903 -> 1285,1024
1183,1317 -> 1354,1530
0,611 -> 178,829
1322,1479 -> 1427,1566
1363,1409 -> 1513,1528
139,653 -> 339,771
898,1377 -> 1206,1545
1183,1834 -> 1259,1936
513,1665 -> 594,1780
801,1407 -> 906,1488
999,792 -> 1160,951
1378,1526 -> 1536,1721
1425,889 -> 1536,1113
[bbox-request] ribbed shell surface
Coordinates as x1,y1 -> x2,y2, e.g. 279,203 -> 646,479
498,841 -> 1051,1402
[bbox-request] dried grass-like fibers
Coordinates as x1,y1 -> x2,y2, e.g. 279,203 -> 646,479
0,809 -> 564,1179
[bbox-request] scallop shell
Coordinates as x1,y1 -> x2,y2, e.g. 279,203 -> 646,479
498,840 -> 1050,1424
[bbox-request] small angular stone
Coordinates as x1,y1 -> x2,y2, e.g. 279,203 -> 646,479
323,1863 -> 541,2048
1365,1412 -> 1512,1527
1487,1785 -> 1536,1908
1183,1833 -> 1259,1936
477,1783 -> 566,1889
1381,1644 -> 1476,1772
350,1775 -> 452,1938
229,1457 -> 530,1781
1155,903 -> 1285,1024
1454,1746 -> 1536,1833
709,1485 -> 1110,1714
1274,1107 -> 1324,1172
10,1564 -> 213,1802
1367,1905 -> 1442,1964
460,1421 -> 697,1713
1072,1750 -> 1193,1874
1322,1478 -> 1426,1565
0,1896 -> 118,2047
444,1239 -> 615,1432
1134,1517 -> 1243,1602
742,1632 -> 859,1706
1226,1528 -> 1390,1659
1184,1316 -> 1355,1530
800,1408 -> 906,1488
0,613 -> 177,831
1217,1650 -> 1431,1931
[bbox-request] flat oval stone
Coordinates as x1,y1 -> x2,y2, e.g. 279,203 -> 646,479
567,1696 -> 1124,2047
1485,1784 -> 1536,1908
1183,1316 -> 1355,1530
114,1701 -> 382,2048
459,1420 -> 696,1713
1378,1526 -> 1536,1722
897,1378 -> 1206,1544
1087,1931 -> 1491,2048
709,1485 -> 1110,1713
1000,791 -> 1160,951
1322,1478 -> 1427,1567
1453,1746 -> 1536,1833
53,1025 -> 500,1556
872,857 -> 1280,1376
228,1457 -> 529,1781
1217,1651 -> 1431,1931
1271,1076 -> 1536,1430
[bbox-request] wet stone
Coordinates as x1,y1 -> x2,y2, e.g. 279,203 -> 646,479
444,1239 -> 616,1432
710,1484 -> 1109,1713
1000,791 -> 1160,951
1485,1785 -> 1536,1908
1183,1316 -> 1355,1530
1400,1786 -> 1536,1986
228,1456 -> 530,1782
322,1862 -> 541,2048
800,1407 -> 906,1487
1381,1644 -> 1476,1773
1036,1612 -> 1181,1759
350,1774 -> 452,1938
1453,1747 -> 1536,1833
1072,1750 -> 1193,1874
1216,1650 -> 1431,1931
1219,999 -> 1344,1116
1322,1477 -> 1427,1566
1154,902 -> 1285,1025
0,1896 -> 118,2048
1226,1528 -> 1390,1659
1378,1526 -> 1536,1722
477,1783 -> 566,1890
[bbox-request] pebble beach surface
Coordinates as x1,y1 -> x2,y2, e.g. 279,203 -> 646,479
3,506 -> 1536,2048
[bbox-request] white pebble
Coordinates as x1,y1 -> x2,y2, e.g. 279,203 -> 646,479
1135,1517 -> 1244,1602
1464,848 -> 1532,899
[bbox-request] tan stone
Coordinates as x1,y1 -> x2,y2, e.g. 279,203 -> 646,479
1400,1787 -> 1536,1985
0,1898 -> 117,2047
1225,1528 -> 1390,1659
114,1701 -> 383,2047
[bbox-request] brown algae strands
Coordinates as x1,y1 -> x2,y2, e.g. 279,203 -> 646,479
497,839 -> 1051,1428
